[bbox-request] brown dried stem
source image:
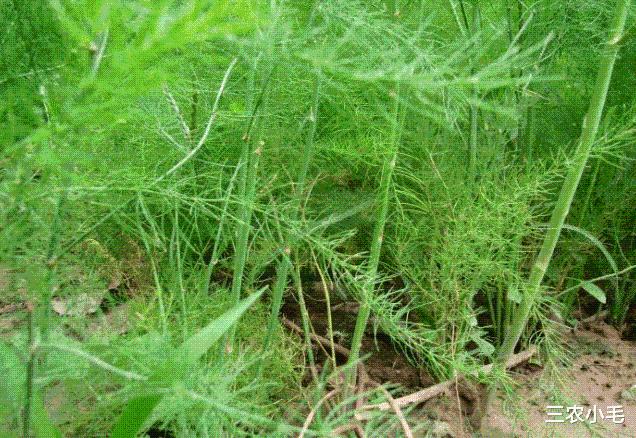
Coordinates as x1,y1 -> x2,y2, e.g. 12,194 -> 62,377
359,346 -> 537,413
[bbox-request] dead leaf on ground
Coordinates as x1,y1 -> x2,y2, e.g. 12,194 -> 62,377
52,293 -> 104,316
88,304 -> 130,335
0,317 -> 20,332
107,274 -> 122,291
0,303 -> 25,314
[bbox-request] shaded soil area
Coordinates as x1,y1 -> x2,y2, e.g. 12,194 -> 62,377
282,282 -> 636,437
281,281 -> 481,437
281,281 -> 432,390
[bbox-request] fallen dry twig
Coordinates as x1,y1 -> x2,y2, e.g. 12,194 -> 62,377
331,422 -> 365,437
579,310 -> 608,326
283,317 -> 373,386
368,381 -> 413,438
355,364 -> 367,411
0,303 -> 26,315
283,317 -> 350,357
284,317 -> 535,432
299,389 -> 340,438
358,346 -> 537,413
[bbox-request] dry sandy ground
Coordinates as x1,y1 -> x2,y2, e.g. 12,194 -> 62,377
483,320 -> 636,438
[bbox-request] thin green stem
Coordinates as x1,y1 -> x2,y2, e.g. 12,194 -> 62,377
524,105 -> 535,168
136,200 -> 168,335
39,194 -> 65,347
259,73 -> 321,375
448,0 -> 467,36
222,55 -> 276,355
24,309 -> 35,438
227,137 -> 264,347
314,254 -> 336,371
224,55 -> 264,351
293,255 -> 317,382
346,86 -> 402,387
578,159 -> 601,227
298,73 -> 321,197
174,203 -> 188,338
205,163 -> 241,294
458,0 -> 471,31
556,265 -> 636,298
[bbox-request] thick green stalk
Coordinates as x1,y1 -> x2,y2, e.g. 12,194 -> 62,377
225,60 -> 261,350
470,2 -> 481,178
25,193 -> 65,437
496,285 -> 504,344
483,0 -> 631,422
467,1 -> 481,177
260,74 -> 321,369
346,87 -> 401,384
469,97 -> 478,176
505,0 -> 526,160
227,136 -> 263,348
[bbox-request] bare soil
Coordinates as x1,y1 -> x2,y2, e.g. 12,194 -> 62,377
484,319 -> 636,438
282,283 -> 636,437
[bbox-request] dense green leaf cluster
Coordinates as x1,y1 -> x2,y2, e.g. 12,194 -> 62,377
1,0 -> 634,435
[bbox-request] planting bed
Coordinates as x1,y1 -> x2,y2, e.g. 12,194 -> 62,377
282,282 -> 636,437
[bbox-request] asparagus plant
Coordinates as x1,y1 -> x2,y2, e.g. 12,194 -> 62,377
23,193 -> 65,438
468,1 -> 481,177
345,87 -> 402,387
259,73 -> 321,372
226,66 -> 267,349
481,0 -> 632,423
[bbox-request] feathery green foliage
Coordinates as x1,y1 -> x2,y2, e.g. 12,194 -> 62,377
1,0 -> 634,435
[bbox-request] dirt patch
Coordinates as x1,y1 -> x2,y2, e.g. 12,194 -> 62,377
282,282 -> 481,437
281,281 -> 431,390
485,319 -> 636,437
282,284 -> 636,437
